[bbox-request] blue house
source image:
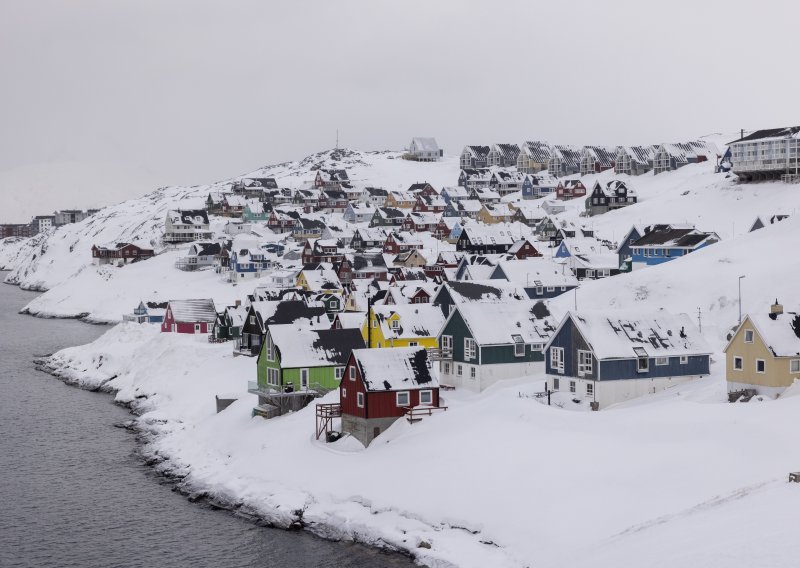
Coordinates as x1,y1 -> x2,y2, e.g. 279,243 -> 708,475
123,301 -> 168,324
544,311 -> 711,409
616,225 -> 643,271
229,247 -> 270,281
489,259 -> 578,300
630,224 -> 719,270
521,174 -> 557,200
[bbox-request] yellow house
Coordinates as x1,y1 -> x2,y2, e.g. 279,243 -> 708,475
385,191 -> 416,209
361,304 -> 444,349
723,301 -> 800,398
296,268 -> 342,294
478,203 -> 514,224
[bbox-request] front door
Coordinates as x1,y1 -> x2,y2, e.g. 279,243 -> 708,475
301,369 -> 309,389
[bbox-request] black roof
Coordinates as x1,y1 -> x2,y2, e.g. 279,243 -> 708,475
266,300 -> 327,326
353,254 -> 387,270
311,329 -> 365,365
298,218 -> 327,229
366,186 -> 388,196
632,225 -> 707,247
446,281 -> 504,301
730,126 -> 800,144
195,242 -> 222,256
379,207 -> 406,219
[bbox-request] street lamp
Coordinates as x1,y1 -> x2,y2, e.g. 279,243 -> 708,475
738,275 -> 746,324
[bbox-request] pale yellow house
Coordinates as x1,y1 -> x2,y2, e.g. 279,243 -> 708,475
478,203 -> 515,224
723,301 -> 800,397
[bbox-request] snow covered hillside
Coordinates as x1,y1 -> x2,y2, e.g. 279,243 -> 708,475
42,323 -> 800,568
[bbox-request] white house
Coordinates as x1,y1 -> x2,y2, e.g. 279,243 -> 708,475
164,210 -> 212,244
408,137 -> 442,161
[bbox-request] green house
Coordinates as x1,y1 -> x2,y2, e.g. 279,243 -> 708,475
242,200 -> 269,222
437,300 -> 558,393
257,323 -> 365,393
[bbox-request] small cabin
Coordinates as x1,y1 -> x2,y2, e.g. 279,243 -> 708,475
161,299 -> 218,334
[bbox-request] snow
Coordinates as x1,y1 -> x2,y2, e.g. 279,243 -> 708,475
6,144 -> 800,566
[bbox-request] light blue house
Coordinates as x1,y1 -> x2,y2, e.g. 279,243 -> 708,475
242,200 -> 269,222
630,224 -> 718,270
544,311 -> 711,409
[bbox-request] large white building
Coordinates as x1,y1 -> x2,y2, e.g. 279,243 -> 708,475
729,126 -> 800,182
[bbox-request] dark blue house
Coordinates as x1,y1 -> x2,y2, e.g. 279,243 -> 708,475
630,224 -> 719,270
521,174 -> 556,200
616,225 -> 643,271
544,311 -> 711,409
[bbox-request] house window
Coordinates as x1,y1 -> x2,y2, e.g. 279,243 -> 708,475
470,367 -> 476,379
441,335 -> 452,352
443,362 -> 450,374
546,286 -> 555,292
194,323 -> 201,333
733,356 -> 743,371
420,390 -> 433,405
396,391 -> 410,407
744,330 -> 754,343
267,367 -> 279,386
329,300 -> 339,310
342,388 -> 346,399
300,369 -> 309,388
637,357 -> 649,373
655,357 -> 668,366
569,380 -> 576,393
756,359 -> 765,373
553,378 -> 560,390
790,360 -> 800,373
512,335 -> 525,357
586,269 -> 595,278
536,286 -> 543,295
391,320 -> 400,329
550,347 -> 564,373
335,367 -> 345,380
586,383 -> 594,396
266,335 -> 275,361
357,392 -> 364,408
457,364 -> 463,376
680,356 -> 688,365
464,338 -> 477,360
578,350 -> 592,375
349,366 -> 356,381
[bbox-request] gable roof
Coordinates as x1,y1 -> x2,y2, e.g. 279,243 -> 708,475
550,310 -> 712,359
728,311 -> 800,357
167,299 -> 217,323
455,299 -> 558,345
372,304 -> 446,340
632,225 -> 717,248
168,210 -> 209,226
270,325 -> 364,368
411,137 -> 439,152
352,347 -> 437,392
728,127 -> 800,145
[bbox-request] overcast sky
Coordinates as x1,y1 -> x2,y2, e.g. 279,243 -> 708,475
1,0 -> 798,197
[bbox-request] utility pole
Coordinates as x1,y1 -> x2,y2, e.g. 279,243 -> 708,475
697,307 -> 702,333
336,129 -> 339,150
367,295 -> 372,348
738,275 -> 746,324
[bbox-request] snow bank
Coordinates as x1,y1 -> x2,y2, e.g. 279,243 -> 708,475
42,323 -> 800,568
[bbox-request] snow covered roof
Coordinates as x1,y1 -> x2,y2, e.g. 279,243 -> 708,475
455,299 -> 558,346
300,268 -> 342,291
167,299 -> 217,323
269,325 -> 364,368
520,141 -> 553,163
552,310 -> 712,360
372,304 -> 446,340
728,126 -> 800,145
463,145 -> 491,159
496,256 -> 572,285
736,311 -> 800,357
411,137 -> 440,153
168,209 -> 209,226
352,347 -> 437,392
633,225 -> 718,248
438,279 -> 528,304
332,312 -> 366,330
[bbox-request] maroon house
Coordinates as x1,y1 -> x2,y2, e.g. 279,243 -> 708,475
340,347 -> 440,447
506,238 -> 542,260
91,243 -> 155,266
555,180 -> 587,200
383,232 -> 423,255
161,299 -> 218,334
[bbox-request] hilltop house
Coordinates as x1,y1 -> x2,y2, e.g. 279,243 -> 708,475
486,144 -> 521,168
630,224 -> 719,270
457,224 -> 520,255
724,301 -> 800,398
364,186 -> 388,207
350,228 -> 388,251
340,347 -> 441,447
548,145 -> 582,177
517,141 -> 553,174
91,243 -> 155,266
614,145 -> 656,176
369,206 -> 409,228
301,238 -> 344,264
555,180 -> 587,201
545,311 -> 711,409
164,210 -> 212,244
729,126 -> 800,182
460,145 -> 491,169
122,301 -> 168,324
314,169 -> 350,190
343,202 -> 376,223
160,299 -> 217,334
229,247 -> 270,281
175,242 -> 221,271
489,259 -> 579,299
242,199 -> 270,222
408,137 -> 442,161
652,141 -> 716,175
438,300 -> 557,391
521,173 -> 557,200
296,268 -> 343,294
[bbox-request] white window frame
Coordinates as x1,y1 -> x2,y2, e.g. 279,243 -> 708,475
470,366 -> 476,379
637,356 -> 649,373
457,364 -> 463,376
586,382 -> 594,396
335,366 -> 345,380
341,387 -> 347,399
744,330 -> 754,343
300,368 -> 309,388
577,350 -> 592,376
655,357 -> 669,366
733,356 -> 743,371
550,346 -> 564,373
357,392 -> 364,408
680,355 -> 688,364
419,390 -> 433,405
349,366 -> 356,381
396,391 -> 410,407
569,380 -> 576,393
553,377 -> 560,390
512,335 -> 525,357
441,335 -> 452,351
790,359 -> 800,373
756,359 -> 765,374
443,361 -> 450,374
391,319 -> 400,329
464,337 -> 476,360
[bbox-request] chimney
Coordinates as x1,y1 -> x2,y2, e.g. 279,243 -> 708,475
770,299 -> 783,319
235,299 -> 241,307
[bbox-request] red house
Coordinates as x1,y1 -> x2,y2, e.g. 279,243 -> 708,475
555,180 -> 587,201
91,243 -> 155,266
506,238 -> 542,260
383,232 -> 423,255
161,299 -> 218,334
340,347 -> 441,447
